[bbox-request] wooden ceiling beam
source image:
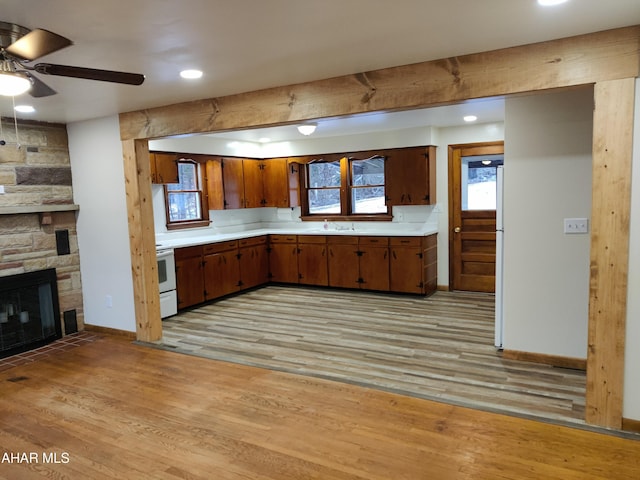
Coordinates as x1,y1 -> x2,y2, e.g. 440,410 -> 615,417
119,25 -> 640,141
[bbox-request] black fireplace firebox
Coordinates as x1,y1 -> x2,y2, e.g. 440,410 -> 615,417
0,268 -> 62,359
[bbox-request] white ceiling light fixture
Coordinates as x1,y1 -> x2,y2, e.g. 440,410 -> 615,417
463,115 -> 478,122
297,123 -> 317,135
538,0 -> 569,6
180,69 -> 203,79
14,104 -> 35,113
0,62 -> 31,96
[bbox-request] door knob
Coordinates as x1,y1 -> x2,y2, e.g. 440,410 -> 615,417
454,226 -> 461,233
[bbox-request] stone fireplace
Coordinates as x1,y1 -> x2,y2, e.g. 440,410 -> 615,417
0,118 -> 84,354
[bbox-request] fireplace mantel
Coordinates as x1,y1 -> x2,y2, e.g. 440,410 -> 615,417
0,204 -> 79,215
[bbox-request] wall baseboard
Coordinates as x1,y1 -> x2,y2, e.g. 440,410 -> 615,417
437,285 -> 450,291
622,417 -> 640,434
502,349 -> 586,371
84,324 -> 137,340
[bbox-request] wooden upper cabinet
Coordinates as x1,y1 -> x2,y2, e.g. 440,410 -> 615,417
262,158 -> 293,208
385,146 -> 436,206
205,157 -> 225,210
243,159 -> 264,208
244,158 -> 299,208
221,157 -> 245,209
150,152 -> 180,184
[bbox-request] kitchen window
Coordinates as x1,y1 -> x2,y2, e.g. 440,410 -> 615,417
302,154 -> 389,219
164,159 -> 210,230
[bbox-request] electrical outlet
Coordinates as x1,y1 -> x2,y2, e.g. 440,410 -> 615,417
105,295 -> 113,308
564,218 -> 589,234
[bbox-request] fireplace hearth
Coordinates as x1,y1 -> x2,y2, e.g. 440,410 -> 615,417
0,269 -> 62,359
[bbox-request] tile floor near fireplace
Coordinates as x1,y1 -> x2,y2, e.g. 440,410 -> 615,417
0,331 -> 99,372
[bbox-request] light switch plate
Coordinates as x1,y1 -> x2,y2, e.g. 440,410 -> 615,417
564,218 -> 589,234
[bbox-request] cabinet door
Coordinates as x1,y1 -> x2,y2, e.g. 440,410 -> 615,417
204,251 -> 240,300
298,243 -> 328,286
205,158 -> 225,210
243,159 -> 265,208
424,234 -> 438,294
328,243 -> 360,289
269,242 -> 299,283
262,158 -> 290,208
389,243 -> 424,294
150,152 -> 180,184
222,157 -> 245,209
239,244 -> 269,289
360,246 -> 390,291
175,256 -> 204,309
385,146 -> 435,206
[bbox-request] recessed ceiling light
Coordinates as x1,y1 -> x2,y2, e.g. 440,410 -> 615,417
538,0 -> 569,6
14,105 -> 35,113
180,69 -> 203,79
463,115 -> 478,122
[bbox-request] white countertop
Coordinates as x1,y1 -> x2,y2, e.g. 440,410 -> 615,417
156,224 -> 438,250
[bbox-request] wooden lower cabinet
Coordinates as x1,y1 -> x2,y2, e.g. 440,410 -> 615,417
389,236 -> 436,294
327,236 -> 360,289
359,237 -> 390,292
175,233 -> 438,311
203,240 -> 240,300
175,246 -> 205,309
269,235 -> 299,283
297,236 -> 328,286
239,236 -> 269,289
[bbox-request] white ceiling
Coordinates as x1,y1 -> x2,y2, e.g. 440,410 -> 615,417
0,0 -> 638,138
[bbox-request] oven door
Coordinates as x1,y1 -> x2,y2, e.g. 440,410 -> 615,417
157,248 -> 176,293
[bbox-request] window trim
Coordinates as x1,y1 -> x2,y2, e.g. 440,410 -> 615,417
164,158 -> 210,230
300,153 -> 390,221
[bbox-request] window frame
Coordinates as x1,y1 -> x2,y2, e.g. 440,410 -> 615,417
300,153 -> 391,221
164,158 -> 210,230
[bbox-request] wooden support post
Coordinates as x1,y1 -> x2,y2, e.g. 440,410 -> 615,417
122,138 -> 162,342
586,78 -> 635,428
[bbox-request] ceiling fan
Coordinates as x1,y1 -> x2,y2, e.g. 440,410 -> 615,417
0,21 -> 145,97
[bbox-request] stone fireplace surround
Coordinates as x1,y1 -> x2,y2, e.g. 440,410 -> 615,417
0,119 -> 84,351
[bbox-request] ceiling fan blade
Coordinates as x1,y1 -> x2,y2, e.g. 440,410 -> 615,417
27,73 -> 57,97
34,63 -> 145,85
5,29 -> 72,61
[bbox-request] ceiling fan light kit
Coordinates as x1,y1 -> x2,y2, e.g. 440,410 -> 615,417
0,68 -> 31,96
0,21 -> 145,98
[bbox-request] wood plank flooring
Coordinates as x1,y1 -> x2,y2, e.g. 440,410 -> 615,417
159,286 -> 587,426
1,334 -> 639,479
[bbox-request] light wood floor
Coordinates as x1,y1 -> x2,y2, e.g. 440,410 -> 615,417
1,334 -> 639,479
160,286 -> 587,426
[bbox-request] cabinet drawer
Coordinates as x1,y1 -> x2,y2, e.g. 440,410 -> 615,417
270,234 -> 297,243
174,245 -> 203,260
389,236 -> 422,247
297,235 -> 326,244
203,240 -> 238,255
359,236 -> 389,246
238,235 -> 267,248
327,235 -> 358,245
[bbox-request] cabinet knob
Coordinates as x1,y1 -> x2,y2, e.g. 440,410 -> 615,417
454,226 -> 461,233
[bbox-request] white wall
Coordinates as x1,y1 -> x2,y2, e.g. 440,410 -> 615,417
502,88 -> 593,359
431,123 -> 505,285
624,78 -> 640,421
67,116 -> 136,332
